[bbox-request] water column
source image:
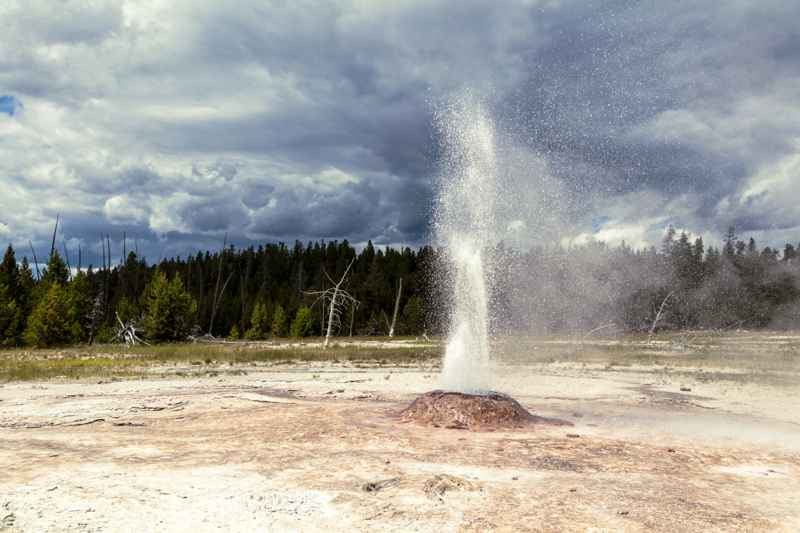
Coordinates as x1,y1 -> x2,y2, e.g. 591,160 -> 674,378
435,95 -> 497,393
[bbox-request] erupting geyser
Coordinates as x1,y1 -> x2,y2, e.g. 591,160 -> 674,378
435,95 -> 496,394
401,94 -> 570,431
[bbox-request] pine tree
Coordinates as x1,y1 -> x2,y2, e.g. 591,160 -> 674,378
0,284 -> 20,346
783,244 -> 796,262
245,300 -> 269,339
271,303 -> 287,337
0,246 -> 22,345
661,226 -> 676,256
229,323 -> 241,340
24,283 -> 81,347
16,257 -> 35,328
142,270 -> 197,342
723,226 -> 737,257
0,245 -> 19,300
401,295 -> 425,335
290,306 -> 314,338
42,250 -> 69,287
67,272 -> 94,342
691,237 -> 705,285
116,296 -> 140,324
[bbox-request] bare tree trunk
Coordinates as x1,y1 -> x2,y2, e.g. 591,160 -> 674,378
62,241 -> 72,280
388,277 -> 402,337
208,234 -> 228,335
320,272 -> 326,337
211,272 -> 234,330
50,214 -> 59,260
382,311 -> 391,334
322,258 -> 356,348
349,302 -> 356,337
105,235 -> 112,321
106,235 -> 112,271
28,241 -> 40,280
648,290 -> 675,342
324,286 -> 338,348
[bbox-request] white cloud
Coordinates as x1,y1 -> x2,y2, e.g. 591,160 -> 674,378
717,144 -> 800,230
103,195 -> 149,225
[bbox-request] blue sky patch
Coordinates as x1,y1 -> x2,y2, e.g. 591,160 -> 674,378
591,216 -> 611,232
0,95 -> 22,116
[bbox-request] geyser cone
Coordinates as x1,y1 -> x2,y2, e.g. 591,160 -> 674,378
401,390 -> 572,431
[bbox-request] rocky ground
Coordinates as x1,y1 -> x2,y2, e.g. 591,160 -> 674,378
1,335 -> 799,532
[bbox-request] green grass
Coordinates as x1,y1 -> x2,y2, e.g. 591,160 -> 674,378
2,330 -> 799,384
0,356 -> 144,382
0,339 -> 444,382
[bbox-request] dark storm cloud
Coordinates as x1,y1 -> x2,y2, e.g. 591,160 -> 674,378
2,0 -> 800,260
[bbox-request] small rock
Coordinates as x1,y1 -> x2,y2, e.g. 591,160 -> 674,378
362,477 -> 401,493
566,433 -> 581,438
2,513 -> 16,527
680,387 -> 692,392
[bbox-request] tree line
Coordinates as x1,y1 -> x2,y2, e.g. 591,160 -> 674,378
0,227 -> 799,347
0,239 -> 434,347
496,227 -> 800,334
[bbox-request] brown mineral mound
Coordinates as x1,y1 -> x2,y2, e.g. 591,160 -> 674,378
400,390 -> 572,431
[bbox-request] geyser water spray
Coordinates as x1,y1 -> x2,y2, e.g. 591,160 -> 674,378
435,95 -> 497,393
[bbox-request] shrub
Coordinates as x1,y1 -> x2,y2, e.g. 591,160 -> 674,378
402,295 -> 425,335
271,304 -> 287,337
0,284 -> 20,346
24,283 -> 81,347
290,306 -> 314,338
142,270 -> 197,342
245,300 -> 269,340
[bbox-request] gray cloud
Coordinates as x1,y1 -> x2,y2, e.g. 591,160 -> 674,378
1,0 -> 799,261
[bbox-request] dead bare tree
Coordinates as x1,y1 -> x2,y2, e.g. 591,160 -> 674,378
28,240 -> 40,280
382,310 -> 391,335
114,312 -> 149,346
208,233 -> 228,336
579,323 -> 616,345
104,235 -> 111,322
648,290 -> 675,343
62,240 -> 72,280
210,271 -> 234,333
50,214 -> 59,260
305,258 -> 359,348
388,277 -> 403,338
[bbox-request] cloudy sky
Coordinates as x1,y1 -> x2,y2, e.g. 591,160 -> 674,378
1,0 -> 799,263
